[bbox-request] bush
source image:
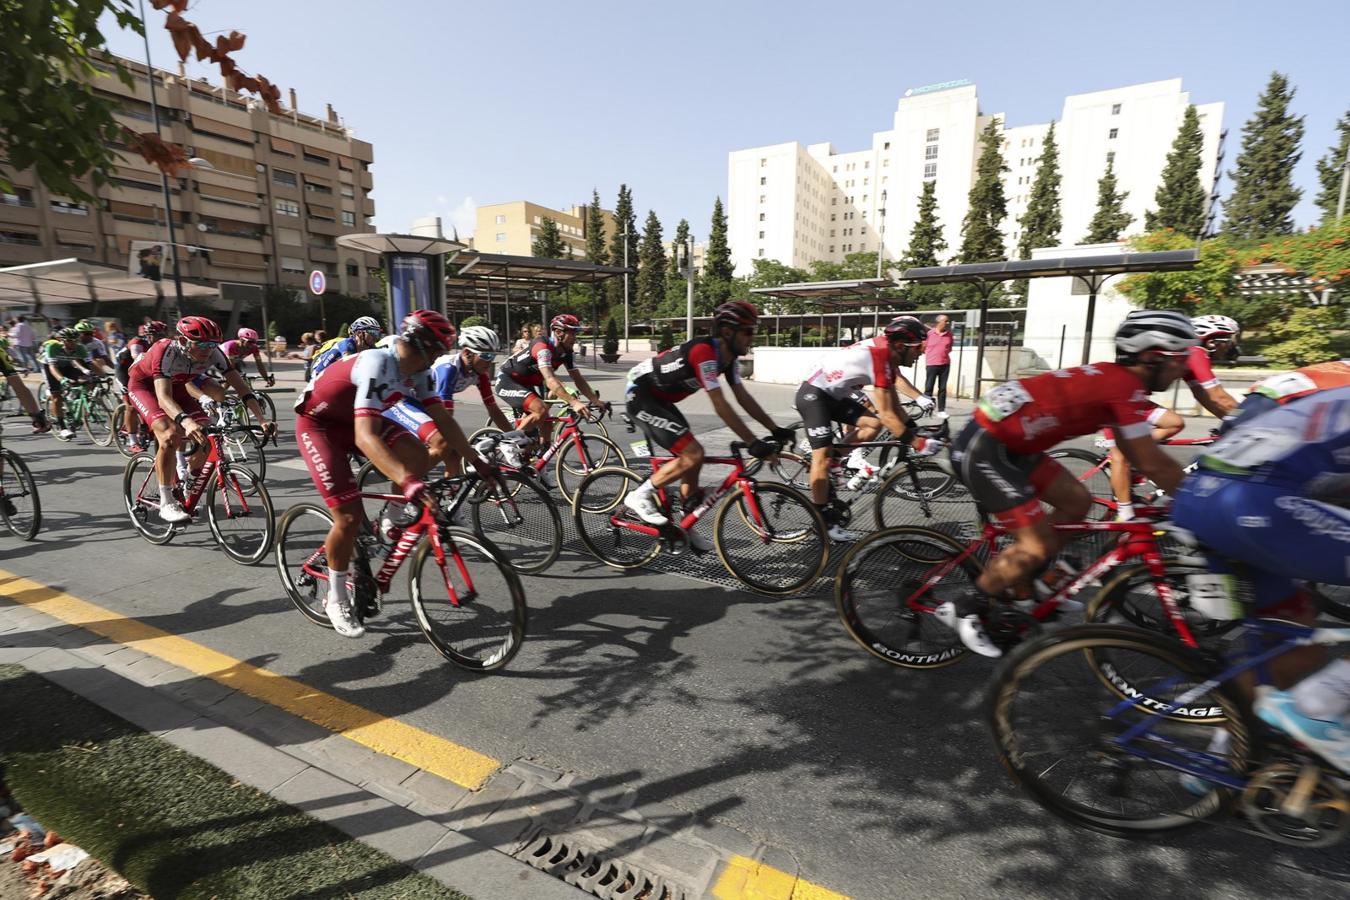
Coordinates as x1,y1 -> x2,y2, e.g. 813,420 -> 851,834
659,322 -> 676,351
459,315 -> 488,330
1261,306 -> 1342,368
603,317 -> 619,355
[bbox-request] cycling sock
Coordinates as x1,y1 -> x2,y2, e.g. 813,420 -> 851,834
158,485 -> 174,507
1291,659 -> 1350,720
632,479 -> 655,498
327,568 -> 351,604
1117,502 -> 1135,521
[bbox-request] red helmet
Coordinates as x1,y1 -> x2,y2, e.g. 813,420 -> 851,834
400,309 -> 456,358
550,314 -> 581,333
139,320 -> 168,339
177,316 -> 222,343
714,301 -> 759,329
883,315 -> 928,346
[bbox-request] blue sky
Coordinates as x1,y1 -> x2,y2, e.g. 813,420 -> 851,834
101,0 -> 1350,242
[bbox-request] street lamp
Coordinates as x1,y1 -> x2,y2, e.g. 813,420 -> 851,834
620,228 -> 631,353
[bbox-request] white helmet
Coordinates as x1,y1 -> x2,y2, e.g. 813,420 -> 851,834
1190,314 -> 1239,341
458,325 -> 501,354
350,316 -> 382,335
1116,310 -> 1199,356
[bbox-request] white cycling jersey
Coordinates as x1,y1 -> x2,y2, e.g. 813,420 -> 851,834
803,336 -> 895,399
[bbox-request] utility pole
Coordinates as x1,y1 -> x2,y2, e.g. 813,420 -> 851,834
684,234 -> 695,340
621,229 -> 631,354
139,0 -> 184,317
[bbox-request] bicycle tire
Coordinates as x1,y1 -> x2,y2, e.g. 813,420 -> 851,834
258,392 -> 278,423
409,528 -> 526,671
219,428 -> 266,481
205,465 -> 276,564
834,526 -> 976,668
275,502 -> 341,627
572,466 -> 663,569
988,624 -> 1257,838
83,390 -> 116,447
766,450 -> 812,491
553,432 -> 624,505
37,382 -> 49,406
469,470 -> 561,575
713,481 -> 828,595
871,460 -> 967,534
0,449 -> 41,540
122,454 -> 177,545
1048,447 -> 1113,521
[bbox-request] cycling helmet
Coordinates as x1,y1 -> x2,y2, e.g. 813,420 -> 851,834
350,316 -> 382,335
1115,310 -> 1199,356
714,301 -> 760,329
176,315 -> 222,343
139,320 -> 168,339
550,314 -> 582,333
883,315 -> 928,346
1190,314 -> 1240,341
56,328 -> 78,340
400,309 -> 456,359
237,327 -> 259,342
458,325 -> 501,354
74,321 -> 95,333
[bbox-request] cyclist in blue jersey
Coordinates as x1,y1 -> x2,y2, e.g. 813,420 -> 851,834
310,316 -> 383,380
1173,385 -> 1350,772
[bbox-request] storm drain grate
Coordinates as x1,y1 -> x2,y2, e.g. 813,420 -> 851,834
514,832 -> 691,900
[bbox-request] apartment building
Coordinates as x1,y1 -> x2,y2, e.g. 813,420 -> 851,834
0,53 -> 379,298
728,78 -> 1223,277
473,201 -> 615,259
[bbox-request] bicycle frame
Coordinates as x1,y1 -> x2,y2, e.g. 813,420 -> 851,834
516,408 -> 603,474
1075,433 -> 1219,512
609,454 -> 769,540
131,431 -> 256,518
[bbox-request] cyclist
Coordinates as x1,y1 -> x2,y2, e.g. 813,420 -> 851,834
74,321 -> 113,371
382,324 -> 515,477
310,316 -> 383,380
1173,385 -> 1350,772
494,313 -> 607,484
622,301 -> 795,550
126,317 -> 273,523
219,327 -> 276,386
795,315 -> 942,541
40,327 -> 105,440
1223,358 -> 1350,431
0,341 -> 48,433
942,310 -> 1197,656
295,310 -> 496,639
1103,314 -> 1239,520
115,320 -> 168,451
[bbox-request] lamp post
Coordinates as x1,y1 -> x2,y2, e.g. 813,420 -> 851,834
876,190 -> 887,279
684,234 -> 695,340
620,228 -> 631,353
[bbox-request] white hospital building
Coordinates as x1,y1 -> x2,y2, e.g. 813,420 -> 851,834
726,78 -> 1223,277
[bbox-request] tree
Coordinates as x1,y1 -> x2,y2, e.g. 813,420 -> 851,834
605,184 -> 638,320
1145,105 -> 1208,236
531,216 -> 568,258
584,187 -> 609,264
662,218 -> 692,316
1314,108 -> 1350,222
1082,158 -> 1133,244
1017,121 -> 1062,258
903,180 -> 947,267
636,209 -> 666,318
959,119 -> 1009,263
1223,71 -> 1305,239
602,316 -> 619,356
703,196 -> 735,304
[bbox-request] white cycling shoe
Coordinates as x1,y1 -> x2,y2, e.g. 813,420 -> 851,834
826,523 -> 860,542
159,500 -> 191,523
624,490 -> 669,526
325,595 -> 366,638
933,601 -> 1003,658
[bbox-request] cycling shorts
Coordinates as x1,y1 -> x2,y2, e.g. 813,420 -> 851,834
951,419 -> 1066,530
1173,473 -> 1350,611
795,382 -> 868,451
382,399 -> 439,443
296,414 -> 418,508
625,387 -> 692,454
127,381 -> 203,427
494,373 -> 547,414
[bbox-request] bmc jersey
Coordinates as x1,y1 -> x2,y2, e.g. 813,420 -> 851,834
804,336 -> 894,398
297,345 -> 441,426
128,338 -> 232,387
431,352 -> 494,409
628,336 -> 741,402
498,336 -> 574,387
1183,344 -> 1220,390
973,363 -> 1156,454
1248,360 -> 1350,406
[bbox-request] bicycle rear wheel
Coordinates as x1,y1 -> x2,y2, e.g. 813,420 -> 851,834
274,502 -> 337,626
121,454 -> 177,544
83,391 -> 116,447
834,526 -> 975,668
469,471 -> 561,575
765,451 -> 811,490
409,528 -> 526,671
206,466 -> 275,564
1048,448 -> 1113,521
988,624 -> 1256,838
553,432 -> 624,505
713,482 -> 828,595
572,467 -> 663,569
0,449 -> 41,540
872,461 -> 973,538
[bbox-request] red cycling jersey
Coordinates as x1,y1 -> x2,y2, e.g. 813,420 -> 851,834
297,345 -> 442,427
127,338 -> 232,388
973,363 -> 1156,454
1184,344 -> 1219,390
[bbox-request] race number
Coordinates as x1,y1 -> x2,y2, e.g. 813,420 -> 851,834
1204,428 -> 1301,471
978,381 -> 1033,422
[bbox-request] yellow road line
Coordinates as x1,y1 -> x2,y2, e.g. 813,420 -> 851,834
712,855 -> 851,900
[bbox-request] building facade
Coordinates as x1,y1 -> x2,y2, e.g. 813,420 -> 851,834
727,78 -> 1223,277
0,53 -> 379,299
473,201 -> 615,259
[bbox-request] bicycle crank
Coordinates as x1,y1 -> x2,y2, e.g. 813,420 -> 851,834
1240,761 -> 1350,847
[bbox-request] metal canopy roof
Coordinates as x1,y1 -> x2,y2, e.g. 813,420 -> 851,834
0,257 -> 217,307
336,232 -> 465,256
447,251 -> 631,291
901,249 -> 1198,285
750,278 -> 897,299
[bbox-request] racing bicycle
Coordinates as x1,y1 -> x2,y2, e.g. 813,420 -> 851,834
469,404 -> 623,504
0,425 -> 40,540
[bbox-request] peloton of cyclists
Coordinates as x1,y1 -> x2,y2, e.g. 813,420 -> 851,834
40,327 -> 107,441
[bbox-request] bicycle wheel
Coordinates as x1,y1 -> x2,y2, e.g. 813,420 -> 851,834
765,450 -> 812,490
257,391 -> 278,423
572,466 -> 662,569
872,460 -> 971,536
713,482 -> 828,595
121,454 -> 176,544
0,449 -> 41,540
219,427 -> 266,481
206,465 -> 276,564
988,624 -> 1257,838
554,432 -> 624,505
1048,447 -> 1113,521
469,471 -> 561,575
82,390 -> 116,446
468,426 -> 503,445
409,528 -> 526,671
275,502 -> 337,626
112,403 -> 137,458
37,382 -> 49,405
834,526 -> 976,668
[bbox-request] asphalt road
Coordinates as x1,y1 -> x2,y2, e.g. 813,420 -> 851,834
0,358 -> 1344,899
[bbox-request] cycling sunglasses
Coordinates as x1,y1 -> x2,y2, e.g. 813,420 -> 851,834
189,339 -> 220,350
472,349 -> 497,361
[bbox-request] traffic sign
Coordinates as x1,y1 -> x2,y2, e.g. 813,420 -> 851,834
309,270 -> 327,295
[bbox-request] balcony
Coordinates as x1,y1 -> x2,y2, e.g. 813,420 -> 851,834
307,246 -> 338,264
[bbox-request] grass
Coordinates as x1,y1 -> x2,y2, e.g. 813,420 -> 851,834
0,664 -> 472,899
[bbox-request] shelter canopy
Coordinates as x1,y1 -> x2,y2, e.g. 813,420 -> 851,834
0,257 -> 216,308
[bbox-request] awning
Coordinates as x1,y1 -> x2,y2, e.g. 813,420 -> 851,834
0,257 -> 217,307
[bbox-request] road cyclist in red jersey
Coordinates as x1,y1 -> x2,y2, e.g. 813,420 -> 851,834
941,309 -> 1198,656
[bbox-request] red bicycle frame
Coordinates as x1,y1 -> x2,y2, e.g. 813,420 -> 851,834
132,431 -> 254,518
611,455 -> 770,540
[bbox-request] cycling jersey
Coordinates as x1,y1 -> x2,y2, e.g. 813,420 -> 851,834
310,336 -> 359,380
1197,387 -> 1350,492
627,336 -> 740,402
220,339 -> 262,363
973,363 -> 1155,455
81,336 -> 110,361
38,339 -> 89,367
498,336 -> 575,388
127,338 -> 231,387
381,352 -> 497,442
114,337 -> 150,391
1249,360 -> 1350,406
1183,344 -> 1220,390
297,345 -> 441,427
803,336 -> 895,397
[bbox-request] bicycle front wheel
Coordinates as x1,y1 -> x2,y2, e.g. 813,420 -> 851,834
220,428 -> 267,481
0,449 -> 41,540
572,466 -> 662,569
765,450 -> 811,491
713,482 -> 827,595
122,454 -> 176,545
553,433 -> 625,505
206,466 -> 276,564
470,471 -> 561,575
409,528 -> 526,671
872,461 -> 974,538
83,391 -> 116,447
988,624 -> 1256,838
834,526 -> 976,668
274,502 -> 337,626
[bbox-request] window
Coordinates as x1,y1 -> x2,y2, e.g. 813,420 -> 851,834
883,141 -> 890,150
926,128 -> 940,142
0,229 -> 40,246
759,176 -> 766,185
274,198 -> 299,217
280,256 -> 305,274
758,231 -> 765,238
1106,151 -> 1116,165
272,169 -> 297,188
495,232 -> 507,241
495,214 -> 506,224
50,199 -> 88,215
759,195 -> 766,203
832,165 -> 838,173
760,157 -> 767,166
303,150 -> 330,165
304,181 -> 333,196
864,161 -> 869,169
758,213 -> 765,221
758,248 -> 765,257
831,197 -> 837,206
1111,103 -> 1121,115
1,187 -> 33,207
1108,128 -> 1118,139
306,204 -> 335,222
883,159 -> 889,167
924,145 -> 938,159
340,186 -> 355,199
346,262 -> 359,276
923,163 -> 937,179
276,227 -> 302,246
341,211 -> 356,227
829,245 -> 835,253
830,213 -> 836,221
830,229 -> 835,237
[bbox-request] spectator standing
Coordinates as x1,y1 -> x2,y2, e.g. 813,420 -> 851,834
9,316 -> 37,371
512,323 -> 531,354
103,320 -> 125,353
922,314 -> 954,412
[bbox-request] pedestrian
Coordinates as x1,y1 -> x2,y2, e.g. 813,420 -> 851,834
922,313 -> 954,412
512,323 -> 531,354
9,315 -> 37,371
103,320 -> 125,353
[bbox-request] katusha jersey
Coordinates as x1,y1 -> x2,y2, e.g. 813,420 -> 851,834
297,345 -> 441,426
127,338 -> 232,387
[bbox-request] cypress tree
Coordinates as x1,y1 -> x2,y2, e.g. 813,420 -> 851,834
1223,71 -> 1305,239
1017,121 -> 1062,258
584,187 -> 609,264
902,180 -> 946,268
605,185 -> 639,319
531,216 -> 568,258
1145,105 -> 1208,236
1082,158 -> 1133,244
636,210 -> 666,318
959,119 -> 1009,262
1313,108 -> 1350,222
664,218 -> 691,314
703,196 -> 734,304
